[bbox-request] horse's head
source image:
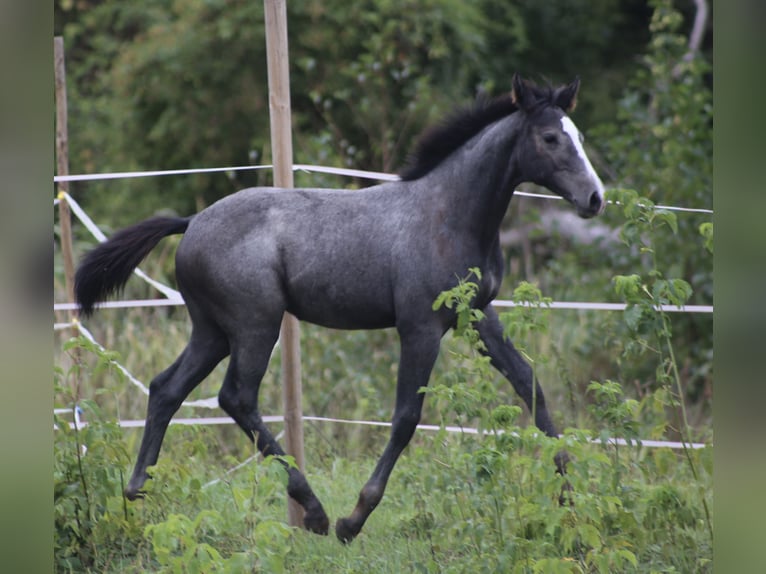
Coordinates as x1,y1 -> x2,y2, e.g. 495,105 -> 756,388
512,74 -> 605,219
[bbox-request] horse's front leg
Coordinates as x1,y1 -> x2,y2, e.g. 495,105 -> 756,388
476,306 -> 571,480
336,326 -> 442,543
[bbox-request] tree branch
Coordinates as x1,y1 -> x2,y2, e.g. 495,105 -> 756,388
673,0 -> 708,77
687,0 -> 709,55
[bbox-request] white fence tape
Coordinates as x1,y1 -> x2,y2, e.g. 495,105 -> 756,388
53,163 -> 397,183
491,300 -> 713,314
56,413 -> 708,450
55,320 -> 710,451
54,163 -> 712,214
71,320 -> 218,409
54,298 -> 714,314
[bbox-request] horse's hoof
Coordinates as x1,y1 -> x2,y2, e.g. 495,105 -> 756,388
125,472 -> 150,501
335,517 -> 359,544
304,509 -> 330,535
124,487 -> 145,501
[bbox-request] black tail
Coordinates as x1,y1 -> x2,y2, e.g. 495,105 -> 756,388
75,216 -> 192,316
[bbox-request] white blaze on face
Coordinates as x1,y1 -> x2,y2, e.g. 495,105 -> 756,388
560,116 -> 605,207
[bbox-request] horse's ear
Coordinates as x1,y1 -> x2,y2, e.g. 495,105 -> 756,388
555,76 -> 580,113
511,73 -> 534,112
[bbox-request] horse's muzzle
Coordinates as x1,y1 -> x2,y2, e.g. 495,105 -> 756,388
577,189 -> 605,218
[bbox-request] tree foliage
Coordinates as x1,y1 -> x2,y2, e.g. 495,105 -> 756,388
55,0 -> 660,224
594,0 -> 712,401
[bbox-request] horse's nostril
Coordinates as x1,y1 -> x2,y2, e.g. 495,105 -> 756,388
588,191 -> 602,210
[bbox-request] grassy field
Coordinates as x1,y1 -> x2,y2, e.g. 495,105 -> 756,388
54,316 -> 713,573
54,402 -> 712,573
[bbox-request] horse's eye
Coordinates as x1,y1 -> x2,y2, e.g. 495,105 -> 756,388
578,132 -> 585,144
542,133 -> 558,145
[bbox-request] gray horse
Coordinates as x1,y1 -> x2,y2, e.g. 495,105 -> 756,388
75,74 -> 605,542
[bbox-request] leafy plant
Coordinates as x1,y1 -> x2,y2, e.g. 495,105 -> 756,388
413,260 -> 712,572
608,186 -> 713,543
55,331 -> 298,573
594,0 -> 713,406
54,335 -> 141,572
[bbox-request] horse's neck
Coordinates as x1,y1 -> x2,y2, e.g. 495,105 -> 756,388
420,115 -> 522,246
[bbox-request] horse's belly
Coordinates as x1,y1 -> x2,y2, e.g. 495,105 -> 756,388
287,296 -> 396,330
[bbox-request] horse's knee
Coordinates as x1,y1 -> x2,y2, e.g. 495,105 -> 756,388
218,382 -> 255,412
148,373 -> 183,409
217,385 -> 237,415
391,410 -> 420,445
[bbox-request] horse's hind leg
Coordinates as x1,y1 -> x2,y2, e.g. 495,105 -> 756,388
476,306 -> 571,492
217,326 -> 329,535
125,328 -> 229,500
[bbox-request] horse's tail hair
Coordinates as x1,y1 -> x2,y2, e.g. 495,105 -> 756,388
75,216 -> 192,317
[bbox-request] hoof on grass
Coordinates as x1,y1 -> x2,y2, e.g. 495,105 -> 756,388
304,509 -> 330,536
335,517 -> 359,544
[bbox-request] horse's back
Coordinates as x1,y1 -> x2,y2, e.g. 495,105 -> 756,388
176,185 -> 413,330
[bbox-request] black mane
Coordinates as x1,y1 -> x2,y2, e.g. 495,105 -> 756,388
399,82 -> 558,181
398,94 -> 517,181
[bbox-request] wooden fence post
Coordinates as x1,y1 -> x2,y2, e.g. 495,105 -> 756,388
53,36 -> 76,317
54,37 -> 77,322
263,0 -> 305,529
55,35 -> 82,399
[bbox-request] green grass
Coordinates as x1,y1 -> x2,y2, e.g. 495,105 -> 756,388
54,411 -> 712,573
